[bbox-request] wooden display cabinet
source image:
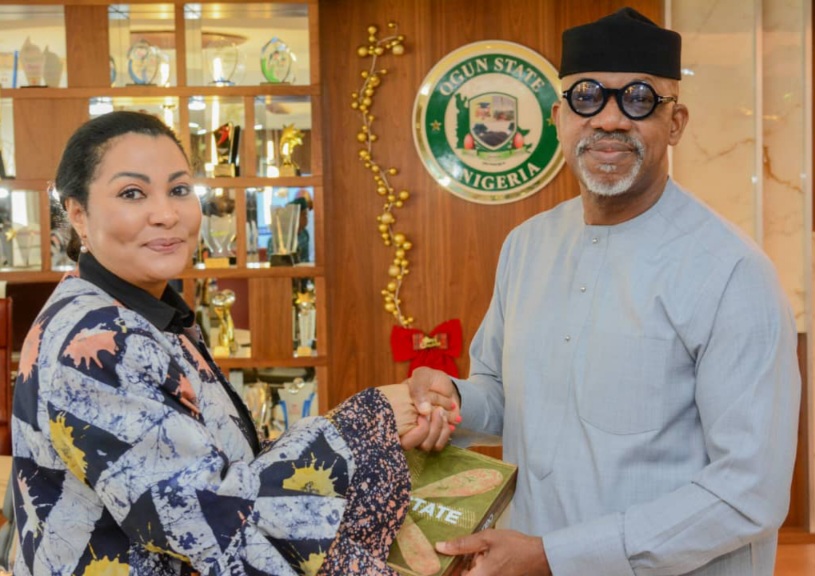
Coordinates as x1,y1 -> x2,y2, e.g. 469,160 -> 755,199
0,1 -> 329,421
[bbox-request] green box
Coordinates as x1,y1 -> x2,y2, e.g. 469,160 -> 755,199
388,445 -> 518,576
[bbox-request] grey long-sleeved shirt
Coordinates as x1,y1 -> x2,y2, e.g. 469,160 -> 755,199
454,179 -> 800,575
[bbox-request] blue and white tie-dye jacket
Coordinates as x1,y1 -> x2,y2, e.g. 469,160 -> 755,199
11,270 -> 409,575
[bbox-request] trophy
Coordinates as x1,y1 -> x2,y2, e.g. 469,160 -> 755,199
126,40 -> 161,86
243,381 -> 274,438
260,37 -> 295,84
19,37 -> 45,87
12,225 -> 38,268
268,203 -> 300,266
0,214 -> 11,267
279,124 -> 303,177
109,55 -> 117,87
205,43 -> 245,86
207,122 -> 240,177
43,46 -> 63,87
201,192 -> 236,268
245,189 -> 259,263
294,290 -> 316,357
211,289 -> 237,357
272,378 -> 318,431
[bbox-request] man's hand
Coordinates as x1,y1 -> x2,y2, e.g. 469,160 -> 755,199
406,367 -> 462,451
436,529 -> 550,576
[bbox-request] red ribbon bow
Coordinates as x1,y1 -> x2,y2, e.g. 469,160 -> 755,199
390,319 -> 462,377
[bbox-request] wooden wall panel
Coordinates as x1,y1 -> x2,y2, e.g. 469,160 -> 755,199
784,333 -> 810,532
320,0 -> 661,406
12,99 -> 88,180
64,6 -> 111,88
249,278 -> 294,360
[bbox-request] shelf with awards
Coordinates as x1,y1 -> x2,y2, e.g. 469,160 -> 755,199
0,0 -> 330,412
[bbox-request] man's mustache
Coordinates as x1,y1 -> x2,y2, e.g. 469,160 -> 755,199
576,131 -> 644,158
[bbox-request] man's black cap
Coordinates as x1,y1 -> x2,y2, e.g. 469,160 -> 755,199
559,7 -> 681,80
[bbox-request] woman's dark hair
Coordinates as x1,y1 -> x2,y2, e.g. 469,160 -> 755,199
55,111 -> 188,261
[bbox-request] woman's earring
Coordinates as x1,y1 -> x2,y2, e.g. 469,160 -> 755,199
80,240 -> 88,254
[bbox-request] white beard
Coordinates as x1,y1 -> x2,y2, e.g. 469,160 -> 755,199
575,132 -> 645,197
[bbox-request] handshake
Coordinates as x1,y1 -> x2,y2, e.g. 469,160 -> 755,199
378,366 -> 463,451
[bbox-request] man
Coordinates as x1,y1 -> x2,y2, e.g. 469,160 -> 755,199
409,7 -> 801,576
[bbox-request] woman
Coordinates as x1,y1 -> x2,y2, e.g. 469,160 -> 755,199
11,111 -> 455,575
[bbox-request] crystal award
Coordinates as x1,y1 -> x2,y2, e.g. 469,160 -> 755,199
260,37 -> 295,84
268,203 -> 300,266
126,40 -> 161,86
201,192 -> 236,268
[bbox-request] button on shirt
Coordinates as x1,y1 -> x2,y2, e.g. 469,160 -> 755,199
454,179 -> 800,575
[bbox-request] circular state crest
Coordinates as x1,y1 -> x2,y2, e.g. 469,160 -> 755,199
413,40 -> 563,204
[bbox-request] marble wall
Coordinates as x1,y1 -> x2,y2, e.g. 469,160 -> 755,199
669,0 -> 812,529
671,0 -> 809,329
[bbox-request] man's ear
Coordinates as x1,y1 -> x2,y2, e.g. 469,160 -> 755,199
551,101 -> 562,134
668,103 -> 689,146
64,198 -> 87,241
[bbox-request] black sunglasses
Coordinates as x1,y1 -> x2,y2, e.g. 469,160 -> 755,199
562,79 -> 677,120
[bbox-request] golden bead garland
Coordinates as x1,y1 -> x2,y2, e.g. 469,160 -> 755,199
352,22 -> 414,327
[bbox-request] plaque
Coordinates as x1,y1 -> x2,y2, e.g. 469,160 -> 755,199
126,40 -> 161,86
260,37 -> 295,84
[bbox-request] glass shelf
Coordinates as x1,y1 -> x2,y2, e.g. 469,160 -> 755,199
250,185 -> 315,264
184,2 -> 310,88
109,3 -> 177,88
193,273 -> 317,361
254,94 -> 312,177
0,4 -> 66,89
187,95 -> 243,177
0,187 -> 40,271
235,364 -> 317,439
87,95 -> 181,133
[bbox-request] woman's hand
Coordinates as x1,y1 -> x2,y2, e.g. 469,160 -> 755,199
378,382 -> 459,450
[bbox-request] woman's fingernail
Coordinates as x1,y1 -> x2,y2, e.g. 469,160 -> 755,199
449,424 -> 456,432
451,401 -> 458,410
455,415 -> 462,423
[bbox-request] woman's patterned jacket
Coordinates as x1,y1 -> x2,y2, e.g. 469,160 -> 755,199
11,272 -> 409,575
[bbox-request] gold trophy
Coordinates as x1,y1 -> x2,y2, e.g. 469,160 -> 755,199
243,381 -> 273,438
211,289 -> 237,357
294,290 -> 316,357
279,124 -> 303,177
